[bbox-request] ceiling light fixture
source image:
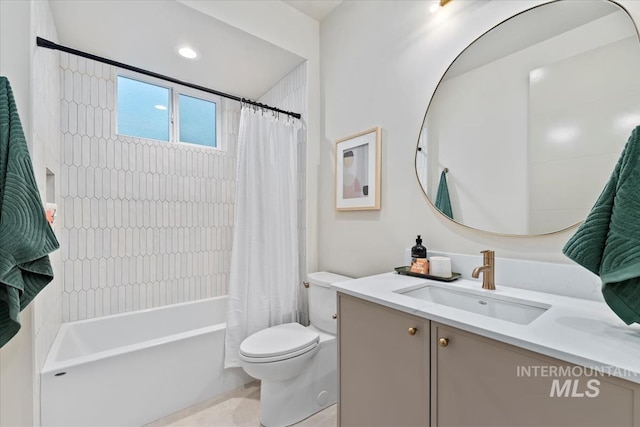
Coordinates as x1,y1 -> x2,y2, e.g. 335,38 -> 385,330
176,46 -> 199,60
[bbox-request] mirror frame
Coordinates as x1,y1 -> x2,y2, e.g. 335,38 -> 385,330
415,0 -> 640,236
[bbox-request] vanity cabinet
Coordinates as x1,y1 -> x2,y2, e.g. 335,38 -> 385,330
432,322 -> 640,427
337,293 -> 430,427
337,293 -> 640,427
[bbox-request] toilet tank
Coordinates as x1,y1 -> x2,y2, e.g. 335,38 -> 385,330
307,272 -> 352,334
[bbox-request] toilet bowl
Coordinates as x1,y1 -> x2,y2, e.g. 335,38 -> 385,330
239,323 -> 320,382
238,272 -> 351,427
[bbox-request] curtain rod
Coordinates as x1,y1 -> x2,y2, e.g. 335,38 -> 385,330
36,37 -> 302,120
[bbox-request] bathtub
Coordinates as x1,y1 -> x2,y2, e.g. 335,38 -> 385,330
41,296 -> 251,426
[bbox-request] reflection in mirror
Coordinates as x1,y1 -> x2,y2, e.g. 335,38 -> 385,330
416,0 -> 640,235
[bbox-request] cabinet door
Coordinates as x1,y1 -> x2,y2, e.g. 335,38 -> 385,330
338,293 -> 430,427
432,322 -> 640,427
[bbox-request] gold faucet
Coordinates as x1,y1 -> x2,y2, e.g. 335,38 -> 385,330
471,250 -> 495,290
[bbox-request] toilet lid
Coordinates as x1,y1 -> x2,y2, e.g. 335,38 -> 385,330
240,323 -> 319,358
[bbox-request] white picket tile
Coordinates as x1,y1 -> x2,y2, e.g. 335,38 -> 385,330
86,289 -> 95,319
69,291 -> 79,321
103,287 -> 111,316
82,259 -> 91,290
95,288 -> 103,317
68,102 -> 78,135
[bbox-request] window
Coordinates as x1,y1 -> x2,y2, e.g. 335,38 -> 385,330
117,76 -> 170,141
178,94 -> 217,148
116,72 -> 222,149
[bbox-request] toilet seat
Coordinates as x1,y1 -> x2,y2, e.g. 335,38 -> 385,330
240,323 -> 319,363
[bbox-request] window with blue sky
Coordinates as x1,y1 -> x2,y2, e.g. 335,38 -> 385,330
116,73 -> 220,149
179,94 -> 217,148
117,76 -> 170,142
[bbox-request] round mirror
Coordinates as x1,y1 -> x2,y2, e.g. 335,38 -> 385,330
416,0 -> 640,235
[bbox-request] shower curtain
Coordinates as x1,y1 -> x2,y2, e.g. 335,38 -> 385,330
224,106 -> 301,368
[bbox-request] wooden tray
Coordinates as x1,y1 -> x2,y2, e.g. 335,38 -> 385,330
394,266 -> 461,282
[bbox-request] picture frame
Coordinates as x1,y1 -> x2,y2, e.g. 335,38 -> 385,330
335,127 -> 381,211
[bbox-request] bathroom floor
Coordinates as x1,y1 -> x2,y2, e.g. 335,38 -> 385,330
146,382 -> 337,427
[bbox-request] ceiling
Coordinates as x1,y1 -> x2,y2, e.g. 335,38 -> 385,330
283,0 -> 342,22
48,0 -> 306,100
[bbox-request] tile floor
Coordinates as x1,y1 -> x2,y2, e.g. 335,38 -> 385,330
146,382 -> 337,427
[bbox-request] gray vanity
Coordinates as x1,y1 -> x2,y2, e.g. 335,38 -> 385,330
333,270 -> 640,427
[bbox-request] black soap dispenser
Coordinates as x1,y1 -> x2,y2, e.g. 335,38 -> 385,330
411,235 -> 427,263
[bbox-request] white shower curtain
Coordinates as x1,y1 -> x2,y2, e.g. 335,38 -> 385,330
224,106 -> 301,368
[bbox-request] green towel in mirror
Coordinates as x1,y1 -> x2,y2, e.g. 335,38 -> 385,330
0,76 -> 59,348
563,125 -> 640,324
435,170 -> 453,219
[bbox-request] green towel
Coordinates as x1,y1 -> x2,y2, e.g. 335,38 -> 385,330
0,76 -> 59,348
435,170 -> 453,219
563,125 -> 640,325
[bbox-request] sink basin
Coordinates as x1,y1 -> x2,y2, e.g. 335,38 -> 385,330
396,285 -> 550,325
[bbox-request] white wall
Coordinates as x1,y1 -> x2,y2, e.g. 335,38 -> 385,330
318,0 -> 640,280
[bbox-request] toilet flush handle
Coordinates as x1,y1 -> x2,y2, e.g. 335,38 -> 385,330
303,282 -> 310,288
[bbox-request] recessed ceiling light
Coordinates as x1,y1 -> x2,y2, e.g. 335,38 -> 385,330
154,105 -> 167,111
177,46 -> 199,60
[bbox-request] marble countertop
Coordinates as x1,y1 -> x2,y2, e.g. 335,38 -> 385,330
332,272 -> 640,384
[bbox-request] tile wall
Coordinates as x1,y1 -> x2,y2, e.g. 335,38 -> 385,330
58,53 -> 241,321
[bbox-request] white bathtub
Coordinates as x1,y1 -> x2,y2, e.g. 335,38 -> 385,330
41,296 -> 251,426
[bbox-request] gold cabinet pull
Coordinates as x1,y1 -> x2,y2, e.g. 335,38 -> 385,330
408,327 -> 418,336
438,337 -> 449,347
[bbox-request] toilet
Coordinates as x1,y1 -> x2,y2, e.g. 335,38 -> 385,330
239,272 -> 351,427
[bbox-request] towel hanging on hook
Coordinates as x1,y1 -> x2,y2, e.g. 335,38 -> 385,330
435,169 -> 453,219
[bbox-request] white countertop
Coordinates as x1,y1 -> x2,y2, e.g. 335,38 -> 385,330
332,272 -> 640,384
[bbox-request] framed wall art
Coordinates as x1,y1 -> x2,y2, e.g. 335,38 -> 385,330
335,127 -> 381,211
